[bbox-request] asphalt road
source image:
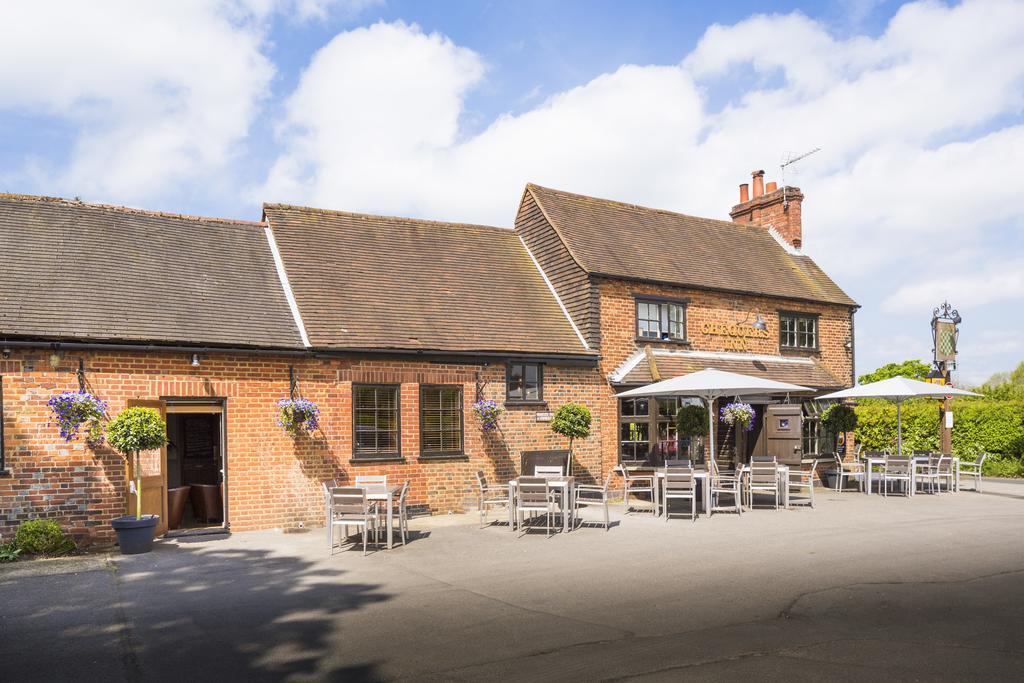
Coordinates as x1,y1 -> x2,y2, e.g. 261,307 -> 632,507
2,478 -> 1023,681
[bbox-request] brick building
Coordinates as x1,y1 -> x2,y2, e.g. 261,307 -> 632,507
0,172 -> 856,546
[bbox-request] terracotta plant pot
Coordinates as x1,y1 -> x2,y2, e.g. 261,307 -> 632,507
167,486 -> 191,530
189,484 -> 222,524
111,515 -> 159,554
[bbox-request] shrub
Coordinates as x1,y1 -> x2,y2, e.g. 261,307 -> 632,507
822,404 -> 858,434
854,399 -> 1024,473
551,403 -> 592,442
675,404 -> 708,438
14,520 -> 75,556
0,542 -> 21,563
107,407 -> 168,455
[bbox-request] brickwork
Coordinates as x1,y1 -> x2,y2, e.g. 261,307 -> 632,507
595,278 -> 855,478
0,350 -> 605,547
730,185 -> 804,249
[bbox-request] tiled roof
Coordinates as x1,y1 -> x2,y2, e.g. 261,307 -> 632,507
263,204 -> 592,356
0,194 -> 303,349
611,348 -> 844,390
527,184 -> 857,307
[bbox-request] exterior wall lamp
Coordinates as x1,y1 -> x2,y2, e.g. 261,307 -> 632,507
190,353 -> 201,367
736,310 -> 768,331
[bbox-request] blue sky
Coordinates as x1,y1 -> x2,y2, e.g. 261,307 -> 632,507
1,1 -> 1022,385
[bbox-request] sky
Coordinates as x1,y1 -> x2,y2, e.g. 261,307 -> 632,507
1,0 -> 1022,386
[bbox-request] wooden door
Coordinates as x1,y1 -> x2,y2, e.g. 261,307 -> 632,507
126,399 -> 168,536
765,405 -> 803,465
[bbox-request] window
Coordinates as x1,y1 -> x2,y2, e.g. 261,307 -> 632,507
420,385 -> 463,457
656,397 -> 680,447
780,312 -> 818,349
353,385 -> 400,458
802,403 -> 834,456
636,298 -> 687,341
506,362 -> 543,402
619,397 -> 650,462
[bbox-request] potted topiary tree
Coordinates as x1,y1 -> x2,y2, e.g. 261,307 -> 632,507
821,403 -> 858,456
675,404 -> 708,461
551,403 -> 592,476
106,406 -> 168,554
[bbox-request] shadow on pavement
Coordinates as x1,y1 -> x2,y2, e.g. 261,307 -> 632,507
2,540 -> 391,682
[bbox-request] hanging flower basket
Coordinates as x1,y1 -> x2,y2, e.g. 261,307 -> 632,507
48,391 -> 107,446
277,398 -> 320,435
473,399 -> 503,432
720,402 -> 756,432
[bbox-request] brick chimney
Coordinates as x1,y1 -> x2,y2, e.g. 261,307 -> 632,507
729,170 -> 803,249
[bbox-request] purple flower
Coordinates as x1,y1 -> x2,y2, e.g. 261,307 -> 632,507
277,398 -> 320,435
720,402 -> 756,432
472,399 -> 503,432
48,391 -> 107,444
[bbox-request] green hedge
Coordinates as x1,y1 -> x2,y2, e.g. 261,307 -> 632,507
854,399 -> 1024,477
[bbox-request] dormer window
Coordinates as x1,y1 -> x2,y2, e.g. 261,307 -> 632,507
636,298 -> 688,342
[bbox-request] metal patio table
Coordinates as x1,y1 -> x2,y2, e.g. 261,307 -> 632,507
360,483 -> 405,550
508,476 -> 575,533
652,468 -> 712,518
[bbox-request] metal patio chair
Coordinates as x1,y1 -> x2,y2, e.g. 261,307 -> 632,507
662,466 -> 697,522
533,464 -> 564,477
474,470 -> 509,528
935,454 -> 955,492
355,475 -> 387,487
709,459 -> 743,516
882,456 -> 912,497
328,487 -> 379,556
515,476 -> 560,538
620,465 -> 656,515
322,479 -> 338,529
574,474 -> 612,530
378,480 -> 410,546
788,460 -> 815,508
664,459 -> 693,469
746,456 -> 780,510
832,452 -> 865,492
959,453 -> 988,492
916,455 -> 941,494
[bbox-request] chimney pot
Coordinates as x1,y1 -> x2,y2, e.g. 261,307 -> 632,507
751,170 -> 765,198
739,184 -> 749,203
765,181 -> 777,193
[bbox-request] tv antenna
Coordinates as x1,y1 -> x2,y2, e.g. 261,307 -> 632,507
780,147 -> 820,208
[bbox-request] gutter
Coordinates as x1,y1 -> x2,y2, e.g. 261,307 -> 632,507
0,339 -> 308,357
0,339 -> 600,366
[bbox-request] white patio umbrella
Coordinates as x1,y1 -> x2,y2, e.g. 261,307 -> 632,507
817,376 -> 981,455
616,368 -> 813,465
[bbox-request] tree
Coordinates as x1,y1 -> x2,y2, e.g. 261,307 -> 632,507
551,403 -> 592,475
858,359 -> 931,385
107,407 -> 168,520
977,361 -> 1024,400
675,404 -> 708,459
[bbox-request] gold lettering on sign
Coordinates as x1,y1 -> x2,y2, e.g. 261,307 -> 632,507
700,320 -> 770,353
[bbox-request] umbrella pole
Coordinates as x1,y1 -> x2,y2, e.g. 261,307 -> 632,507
706,394 -> 715,471
897,400 -> 903,456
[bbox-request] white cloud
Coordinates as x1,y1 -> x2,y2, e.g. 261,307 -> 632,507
244,0 -> 383,23
260,1 -> 1024,381
881,259 -> 1024,313
0,1 -> 274,204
